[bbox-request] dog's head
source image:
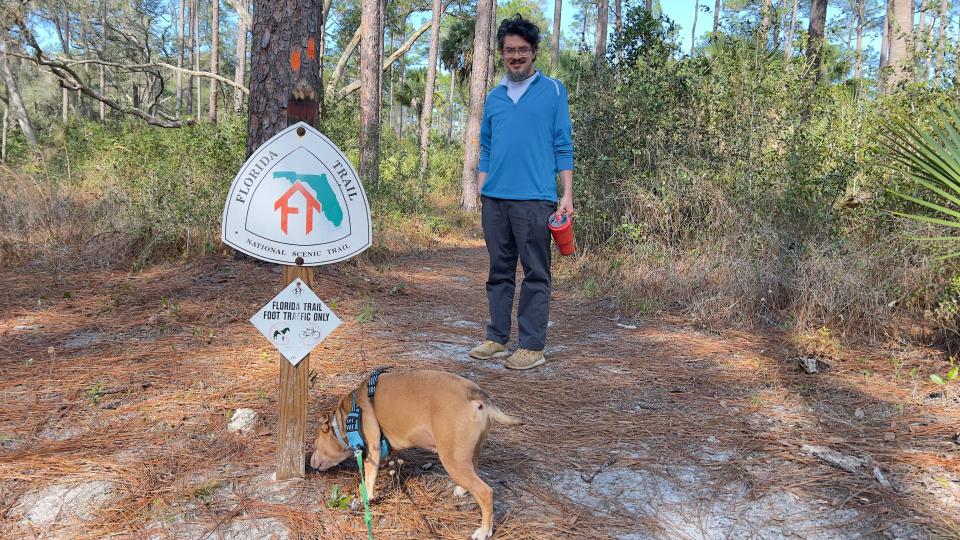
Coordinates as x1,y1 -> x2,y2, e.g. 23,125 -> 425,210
310,410 -> 354,471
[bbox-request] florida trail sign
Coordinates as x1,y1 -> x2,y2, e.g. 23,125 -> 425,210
222,121 -> 372,266
221,120 -> 371,480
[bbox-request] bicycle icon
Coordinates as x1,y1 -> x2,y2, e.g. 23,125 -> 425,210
300,327 -> 322,339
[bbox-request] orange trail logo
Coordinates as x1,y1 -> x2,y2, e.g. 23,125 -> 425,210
274,182 -> 324,235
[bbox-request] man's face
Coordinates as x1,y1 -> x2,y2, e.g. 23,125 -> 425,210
501,34 -> 536,82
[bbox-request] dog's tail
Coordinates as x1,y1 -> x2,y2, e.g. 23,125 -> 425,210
471,389 -> 523,426
487,404 -> 523,426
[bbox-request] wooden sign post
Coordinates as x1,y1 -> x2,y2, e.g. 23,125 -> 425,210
276,94 -> 318,480
222,91 -> 372,481
277,262 -> 311,479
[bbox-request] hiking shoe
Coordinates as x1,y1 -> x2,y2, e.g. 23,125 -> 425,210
469,340 -> 508,360
504,349 -> 545,370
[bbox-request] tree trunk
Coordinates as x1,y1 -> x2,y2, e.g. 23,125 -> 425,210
551,0 -> 561,71
60,6 -> 70,123
2,105 -> 7,162
187,2 -> 194,115
460,0 -> 493,211
918,6 -> 926,79
854,0 -> 864,78
177,0 -> 186,116
0,31 -> 38,146
886,0 -> 913,88
645,0 -> 653,11
359,0 -> 384,187
759,0 -> 771,44
194,0 -> 202,120
784,0 -> 798,59
234,6 -> 247,114
246,0 -> 324,155
209,0 -> 219,122
100,0 -> 107,121
615,0 -> 622,66
713,0 -> 721,34
595,0 -> 608,58
936,0 -> 947,85
488,0 -> 497,89
446,70 -> 455,147
418,0 -> 443,179
879,1 -> 891,71
691,0 -> 700,55
806,0 -> 828,82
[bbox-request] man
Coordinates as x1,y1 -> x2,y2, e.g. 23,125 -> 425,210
468,15 -> 574,371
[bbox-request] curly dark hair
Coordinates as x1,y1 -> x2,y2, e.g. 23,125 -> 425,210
496,14 -> 540,51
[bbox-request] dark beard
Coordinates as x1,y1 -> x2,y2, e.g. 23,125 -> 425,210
506,68 -> 535,82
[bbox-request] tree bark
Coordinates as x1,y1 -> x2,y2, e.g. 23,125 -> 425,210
886,0 -> 913,88
854,0 -> 864,78
359,0 -> 384,188
418,0 -> 444,179
713,0 -> 721,35
209,0 -> 219,122
691,0 -> 700,55
595,0 -> 608,58
806,0 -> 828,82
186,1 -> 194,114
784,0 -> 798,59
0,31 -> 38,145
879,1 -> 891,71
551,0 -> 561,71
246,0 -> 323,154
645,0 -> 653,11
1,105 -> 7,162
59,5 -> 70,123
460,0 -> 493,211
487,0 -> 497,89
194,0 -> 202,120
446,69 -> 455,147
936,0 -> 947,85
234,4 -> 247,114
100,0 -> 107,121
759,0 -> 771,44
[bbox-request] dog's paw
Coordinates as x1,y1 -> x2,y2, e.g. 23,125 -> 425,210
470,526 -> 492,540
453,485 -> 469,497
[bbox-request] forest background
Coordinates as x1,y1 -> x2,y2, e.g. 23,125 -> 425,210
0,0 -> 956,354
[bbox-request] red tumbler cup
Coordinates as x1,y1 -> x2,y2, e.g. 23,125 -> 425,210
548,212 -> 575,256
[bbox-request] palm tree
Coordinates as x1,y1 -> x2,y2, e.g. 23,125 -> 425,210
882,107 -> 960,259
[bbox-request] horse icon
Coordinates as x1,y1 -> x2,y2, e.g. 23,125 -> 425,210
273,327 -> 291,343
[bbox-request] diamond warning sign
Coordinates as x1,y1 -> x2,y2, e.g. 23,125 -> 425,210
250,278 -> 341,366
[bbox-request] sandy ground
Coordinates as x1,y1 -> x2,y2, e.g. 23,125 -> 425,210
1,236 -> 958,539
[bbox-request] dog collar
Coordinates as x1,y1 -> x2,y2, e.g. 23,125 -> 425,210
331,408 -> 351,450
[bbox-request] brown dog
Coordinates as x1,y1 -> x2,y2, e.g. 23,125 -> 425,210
310,369 -> 521,540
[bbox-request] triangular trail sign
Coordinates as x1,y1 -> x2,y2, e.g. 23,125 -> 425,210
221,122 -> 372,266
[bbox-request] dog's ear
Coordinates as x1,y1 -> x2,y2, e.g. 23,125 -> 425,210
319,412 -> 331,433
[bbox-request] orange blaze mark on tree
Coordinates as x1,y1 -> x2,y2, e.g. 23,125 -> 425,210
307,38 -> 317,60
290,49 -> 302,72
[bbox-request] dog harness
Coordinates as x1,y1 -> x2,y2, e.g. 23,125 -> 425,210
332,367 -> 392,459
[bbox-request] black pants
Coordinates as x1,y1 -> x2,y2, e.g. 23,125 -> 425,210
481,196 -> 555,350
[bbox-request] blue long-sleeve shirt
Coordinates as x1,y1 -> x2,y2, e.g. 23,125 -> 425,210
478,73 -> 574,202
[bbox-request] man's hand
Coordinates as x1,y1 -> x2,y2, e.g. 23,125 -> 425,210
556,193 -> 575,220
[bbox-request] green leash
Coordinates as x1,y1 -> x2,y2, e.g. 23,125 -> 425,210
354,449 -> 374,540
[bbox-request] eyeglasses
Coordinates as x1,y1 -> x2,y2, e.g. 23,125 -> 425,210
503,47 -> 533,57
